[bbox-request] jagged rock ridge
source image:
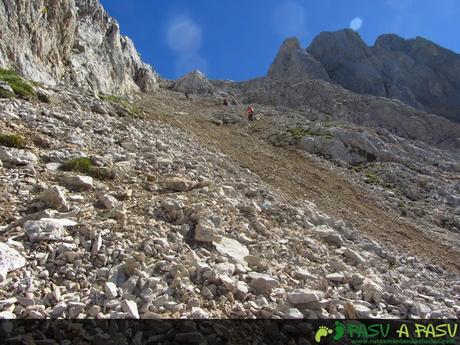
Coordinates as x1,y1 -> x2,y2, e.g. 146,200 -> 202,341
268,38 -> 330,81
0,0 -> 158,94
269,30 -> 460,123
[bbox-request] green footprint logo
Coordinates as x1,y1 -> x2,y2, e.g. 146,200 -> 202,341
333,321 -> 345,341
315,326 -> 333,343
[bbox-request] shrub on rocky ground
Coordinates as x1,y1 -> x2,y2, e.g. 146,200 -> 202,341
0,68 -> 36,99
99,93 -> 143,118
59,157 -> 116,180
0,133 -> 27,149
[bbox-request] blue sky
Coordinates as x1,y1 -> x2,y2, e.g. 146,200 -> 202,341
100,0 -> 460,81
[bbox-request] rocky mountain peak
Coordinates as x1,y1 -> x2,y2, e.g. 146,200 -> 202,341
373,33 -> 408,53
307,29 -> 371,67
174,70 -> 215,95
285,29 -> 460,123
0,0 -> 158,94
267,37 -> 330,81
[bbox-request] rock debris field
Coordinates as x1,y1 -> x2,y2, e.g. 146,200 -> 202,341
0,85 -> 459,320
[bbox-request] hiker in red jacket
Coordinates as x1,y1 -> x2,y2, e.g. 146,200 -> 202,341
246,106 -> 254,121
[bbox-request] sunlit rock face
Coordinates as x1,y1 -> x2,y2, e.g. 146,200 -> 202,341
174,70 -> 215,95
0,0 -> 158,94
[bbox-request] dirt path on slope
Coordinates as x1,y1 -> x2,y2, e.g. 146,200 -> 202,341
139,91 -> 460,274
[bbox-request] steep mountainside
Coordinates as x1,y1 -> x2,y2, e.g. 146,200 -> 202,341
238,77 -> 460,152
0,0 -> 459,324
269,30 -> 460,123
0,86 -> 459,322
0,0 -> 158,94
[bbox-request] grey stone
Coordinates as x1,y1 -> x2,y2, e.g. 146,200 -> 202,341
38,186 -> 69,211
213,237 -> 249,265
165,177 -> 194,192
0,147 -> 37,166
343,248 -> 366,265
285,308 -> 304,319
61,175 -> 93,190
105,282 -> 118,299
0,243 -> 26,282
287,289 -> 323,304
248,272 -> 280,294
24,219 -> 67,242
121,300 -> 139,319
100,194 -> 119,209
195,218 -> 222,243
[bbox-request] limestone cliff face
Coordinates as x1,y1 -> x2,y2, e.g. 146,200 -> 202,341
268,29 -> 460,123
0,0 -> 158,94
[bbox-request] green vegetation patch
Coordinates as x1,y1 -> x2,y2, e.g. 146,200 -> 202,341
288,127 -> 333,140
364,172 -> 379,184
99,93 -> 143,118
0,69 -> 36,99
99,94 -> 121,103
60,157 -> 116,181
0,133 -> 27,149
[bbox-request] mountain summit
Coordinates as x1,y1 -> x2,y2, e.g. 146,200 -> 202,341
268,37 -> 330,81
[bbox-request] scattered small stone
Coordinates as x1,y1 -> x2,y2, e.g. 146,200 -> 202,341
165,177 -> 194,192
61,175 -> 93,190
287,289 -> 323,305
248,272 -> 280,294
24,219 -> 67,242
121,300 -> 139,319
0,243 -> 26,282
0,146 -> 38,166
37,186 -> 69,211
105,282 -> 119,299
343,248 -> 366,265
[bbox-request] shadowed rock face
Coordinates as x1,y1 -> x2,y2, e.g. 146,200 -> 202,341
306,29 -> 460,123
268,29 -> 460,123
0,0 -> 158,94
